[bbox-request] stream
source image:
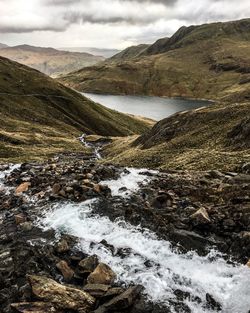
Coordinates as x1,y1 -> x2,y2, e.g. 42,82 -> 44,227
39,169 -> 250,313
1,140 -> 249,313
32,136 -> 250,313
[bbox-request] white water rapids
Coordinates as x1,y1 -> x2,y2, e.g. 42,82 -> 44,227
39,168 -> 250,313
0,164 -> 20,194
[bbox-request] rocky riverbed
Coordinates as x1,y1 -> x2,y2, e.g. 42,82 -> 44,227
0,152 -> 250,313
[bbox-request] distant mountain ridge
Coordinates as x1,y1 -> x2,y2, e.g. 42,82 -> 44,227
0,44 -> 104,77
60,18 -> 250,102
60,47 -> 120,58
0,43 -> 8,49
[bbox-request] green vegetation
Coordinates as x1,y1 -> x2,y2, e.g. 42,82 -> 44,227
0,57 -> 150,162
102,102 -> 250,171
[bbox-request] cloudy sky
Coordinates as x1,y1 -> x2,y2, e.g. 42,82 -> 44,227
0,0 -> 249,49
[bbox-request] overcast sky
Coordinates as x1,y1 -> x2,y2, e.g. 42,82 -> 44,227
0,0 -> 249,49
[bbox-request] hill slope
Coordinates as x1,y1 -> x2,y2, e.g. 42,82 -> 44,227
60,19 -> 250,102
0,45 -> 104,77
103,101 -> 250,171
109,44 -> 149,62
0,57 -> 150,162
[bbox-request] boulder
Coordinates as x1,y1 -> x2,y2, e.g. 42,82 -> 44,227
93,184 -> 101,193
190,208 -> 211,225
152,193 -> 174,209
83,284 -> 110,297
27,275 -> 95,311
56,260 -> 74,282
79,255 -> 99,274
94,285 -> 143,313
56,239 -> 69,253
15,182 -> 31,194
20,222 -> 33,232
52,183 -> 61,195
87,263 -> 116,285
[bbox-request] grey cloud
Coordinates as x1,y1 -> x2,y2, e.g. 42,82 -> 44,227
64,12 -> 163,25
0,25 -> 66,33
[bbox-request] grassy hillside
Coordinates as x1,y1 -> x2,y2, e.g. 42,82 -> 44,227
109,44 -> 149,62
60,19 -> 250,102
0,57 -> 150,162
0,45 -> 104,77
102,101 -> 250,171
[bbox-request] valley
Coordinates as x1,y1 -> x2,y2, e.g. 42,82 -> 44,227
0,14 -> 250,313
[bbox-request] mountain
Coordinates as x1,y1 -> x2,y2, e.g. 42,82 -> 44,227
0,56 -> 150,162
60,18 -> 250,102
60,47 -> 120,58
0,43 -> 8,49
110,44 -> 149,61
0,45 -> 104,77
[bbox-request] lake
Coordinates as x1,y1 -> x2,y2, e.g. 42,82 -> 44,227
83,93 -> 211,121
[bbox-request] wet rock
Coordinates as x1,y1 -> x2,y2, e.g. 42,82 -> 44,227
15,213 -> 27,225
190,208 -> 211,225
205,293 -> 222,311
52,183 -> 61,195
152,193 -> 174,209
83,284 -> 110,297
95,285 -> 143,313
20,222 -> 33,232
15,182 -> 31,195
27,275 -> 95,311
169,229 -> 213,254
79,255 -> 99,274
102,287 -> 124,300
55,239 -> 69,254
56,260 -> 74,282
87,263 -> 116,285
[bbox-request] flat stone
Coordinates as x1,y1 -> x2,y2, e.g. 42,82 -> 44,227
15,182 -> 31,194
83,284 -> 110,297
190,208 -> 211,225
95,285 -> 143,313
27,275 -> 95,311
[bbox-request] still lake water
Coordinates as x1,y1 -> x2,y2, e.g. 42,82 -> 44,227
83,93 -> 211,121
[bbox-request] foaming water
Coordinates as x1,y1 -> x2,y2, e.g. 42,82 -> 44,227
101,168 -> 157,197
0,164 -> 20,193
40,199 -> 250,313
79,134 -> 101,159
